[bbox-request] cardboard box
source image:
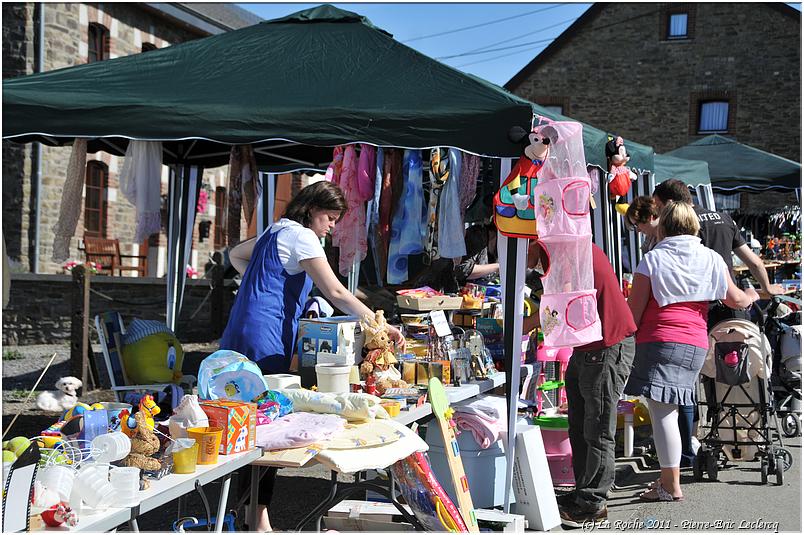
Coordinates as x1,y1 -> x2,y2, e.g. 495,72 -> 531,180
396,294 -> 464,311
297,316 -> 364,387
200,400 -> 257,455
510,426 -> 561,531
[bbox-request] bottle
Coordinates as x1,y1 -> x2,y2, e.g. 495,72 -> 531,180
724,351 -> 739,367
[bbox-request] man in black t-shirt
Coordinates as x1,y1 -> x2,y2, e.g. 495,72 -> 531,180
652,179 -> 783,294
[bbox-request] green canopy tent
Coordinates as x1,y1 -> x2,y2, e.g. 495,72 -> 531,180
666,134 -> 801,192
654,153 -> 711,187
3,4 -> 533,164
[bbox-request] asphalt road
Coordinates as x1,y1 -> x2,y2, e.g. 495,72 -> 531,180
595,436 -> 801,533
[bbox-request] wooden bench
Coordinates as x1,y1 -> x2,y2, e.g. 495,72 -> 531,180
82,236 -> 148,276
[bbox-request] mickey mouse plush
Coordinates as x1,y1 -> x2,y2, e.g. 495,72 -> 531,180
605,135 -> 637,199
493,124 -> 557,238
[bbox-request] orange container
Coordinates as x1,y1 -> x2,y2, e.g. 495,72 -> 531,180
200,400 -> 257,455
187,427 -> 223,465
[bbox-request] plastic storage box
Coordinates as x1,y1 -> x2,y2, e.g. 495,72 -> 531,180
534,416 -> 574,486
424,422 -> 514,508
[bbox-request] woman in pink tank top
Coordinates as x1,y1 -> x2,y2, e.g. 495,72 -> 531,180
624,201 -> 758,502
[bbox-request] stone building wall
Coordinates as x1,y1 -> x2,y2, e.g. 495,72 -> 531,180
2,4 -> 35,266
3,273 -> 237,345
2,3 -> 239,275
508,3 -> 800,160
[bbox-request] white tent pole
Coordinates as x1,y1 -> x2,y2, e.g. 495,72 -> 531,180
166,165 -> 180,331
267,172 -> 276,226
499,158 -> 526,514
177,166 -> 200,318
256,172 -> 266,236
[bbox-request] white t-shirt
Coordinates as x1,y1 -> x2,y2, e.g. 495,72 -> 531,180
229,218 -> 325,276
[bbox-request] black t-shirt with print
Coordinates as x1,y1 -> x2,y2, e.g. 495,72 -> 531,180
693,205 -> 746,276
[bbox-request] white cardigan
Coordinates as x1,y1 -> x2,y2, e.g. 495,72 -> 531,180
635,235 -> 728,307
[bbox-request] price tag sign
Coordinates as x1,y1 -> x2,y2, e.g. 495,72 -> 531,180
429,310 -> 452,338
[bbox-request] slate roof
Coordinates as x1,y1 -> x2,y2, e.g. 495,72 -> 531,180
176,3 -> 262,30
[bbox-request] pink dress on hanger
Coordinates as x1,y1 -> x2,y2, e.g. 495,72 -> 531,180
332,145 -> 374,276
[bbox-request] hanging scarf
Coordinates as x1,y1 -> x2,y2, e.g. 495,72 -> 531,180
367,147 -> 385,286
459,153 -> 480,220
325,145 -> 345,186
118,140 -> 164,244
229,145 -> 259,227
424,148 -> 450,264
387,150 -> 424,284
378,148 -> 402,280
226,147 -> 243,247
438,149 -> 467,260
332,145 -> 373,276
356,144 -> 376,201
52,139 -> 88,262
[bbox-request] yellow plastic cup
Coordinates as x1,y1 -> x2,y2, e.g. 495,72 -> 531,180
172,442 -> 199,474
187,427 -> 223,465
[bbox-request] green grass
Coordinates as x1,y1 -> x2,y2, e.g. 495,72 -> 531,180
3,350 -> 23,360
5,389 -> 29,400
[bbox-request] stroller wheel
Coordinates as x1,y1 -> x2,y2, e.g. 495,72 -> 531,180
760,458 -> 769,485
782,414 -> 800,438
777,449 -> 793,472
706,453 -> 719,481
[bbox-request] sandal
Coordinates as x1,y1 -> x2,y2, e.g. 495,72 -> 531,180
639,484 -> 684,502
647,478 -> 661,490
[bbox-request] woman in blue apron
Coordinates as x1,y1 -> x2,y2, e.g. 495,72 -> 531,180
220,180 -> 404,531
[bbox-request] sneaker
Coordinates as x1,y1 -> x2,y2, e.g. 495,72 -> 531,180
559,504 -> 608,529
555,492 -> 577,508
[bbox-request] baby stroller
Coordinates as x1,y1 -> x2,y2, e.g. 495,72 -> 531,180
694,305 -> 793,486
764,295 -> 802,438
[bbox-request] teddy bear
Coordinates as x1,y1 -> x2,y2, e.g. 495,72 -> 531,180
121,410 -> 161,471
359,310 -> 408,395
605,135 -> 637,199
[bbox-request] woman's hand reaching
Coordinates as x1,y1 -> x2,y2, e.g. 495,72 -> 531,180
387,325 -> 406,353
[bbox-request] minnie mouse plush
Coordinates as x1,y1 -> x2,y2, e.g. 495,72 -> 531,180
605,135 -> 637,199
493,124 -> 557,238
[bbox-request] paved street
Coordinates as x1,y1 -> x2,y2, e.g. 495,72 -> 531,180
593,437 -> 801,533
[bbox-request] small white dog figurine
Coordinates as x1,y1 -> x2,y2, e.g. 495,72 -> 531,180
35,376 -> 82,412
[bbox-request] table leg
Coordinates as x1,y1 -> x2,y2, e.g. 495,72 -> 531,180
215,474 -> 232,534
129,518 -> 140,532
250,465 -> 260,531
294,471 -> 339,532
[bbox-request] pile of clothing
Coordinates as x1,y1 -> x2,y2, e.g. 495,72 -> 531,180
452,396 -> 508,450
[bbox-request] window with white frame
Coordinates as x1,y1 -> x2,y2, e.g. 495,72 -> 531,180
668,13 -> 688,38
699,101 -> 729,133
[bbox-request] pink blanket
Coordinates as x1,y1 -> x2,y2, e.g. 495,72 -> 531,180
453,412 -> 505,450
256,412 -> 345,451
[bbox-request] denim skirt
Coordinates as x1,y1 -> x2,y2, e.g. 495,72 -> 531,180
624,341 -> 707,405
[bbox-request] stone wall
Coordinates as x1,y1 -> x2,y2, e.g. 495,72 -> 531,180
2,4 -> 35,267
2,3 -> 241,274
2,273 -> 237,345
508,3 -> 801,160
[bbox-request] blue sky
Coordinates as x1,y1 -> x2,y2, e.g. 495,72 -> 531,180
238,3 -> 593,86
